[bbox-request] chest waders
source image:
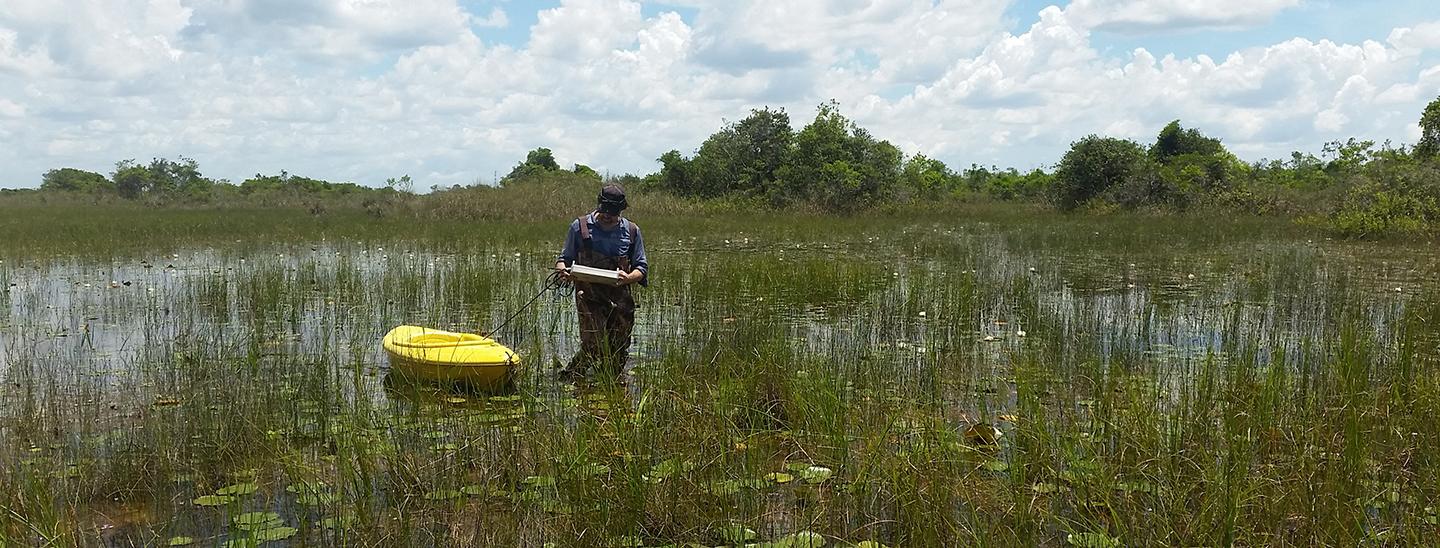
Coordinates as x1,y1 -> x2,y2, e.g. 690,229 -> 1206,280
568,215 -> 638,374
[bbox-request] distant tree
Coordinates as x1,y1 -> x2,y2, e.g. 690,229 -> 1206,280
572,163 -> 601,181
730,107 -> 793,196
502,147 -> 564,184
1321,138 -> 1376,175
526,148 -> 560,171
685,107 -> 794,198
1151,120 -> 1225,163
902,154 -> 953,198
41,168 -> 111,192
112,160 -> 155,198
1053,135 -> 1150,210
778,101 -> 902,211
1417,95 -> 1440,161
240,171 -> 355,194
384,175 -> 414,194
653,149 -> 694,194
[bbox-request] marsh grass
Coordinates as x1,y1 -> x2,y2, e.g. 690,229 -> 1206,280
0,201 -> 1438,546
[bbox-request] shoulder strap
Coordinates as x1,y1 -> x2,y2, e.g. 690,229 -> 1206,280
627,219 -> 638,242
577,214 -> 591,241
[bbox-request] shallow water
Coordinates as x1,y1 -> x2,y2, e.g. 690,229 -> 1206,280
2,223 -> 1438,546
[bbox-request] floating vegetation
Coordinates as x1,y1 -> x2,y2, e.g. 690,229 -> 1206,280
214,483 -> 258,497
232,512 -> 281,531
1066,532 -> 1121,547
423,489 -> 463,501
798,465 -> 833,484
765,472 -> 795,484
192,495 -> 233,507
962,423 -> 1003,447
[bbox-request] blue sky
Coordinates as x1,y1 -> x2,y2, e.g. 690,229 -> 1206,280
1,0 -> 1437,188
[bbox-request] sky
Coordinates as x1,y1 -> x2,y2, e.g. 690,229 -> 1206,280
1,0 -> 1438,189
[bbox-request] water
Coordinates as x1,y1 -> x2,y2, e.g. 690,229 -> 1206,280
1,224 -> 1437,545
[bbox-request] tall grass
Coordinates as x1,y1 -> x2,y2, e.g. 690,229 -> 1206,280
0,198 -> 1436,545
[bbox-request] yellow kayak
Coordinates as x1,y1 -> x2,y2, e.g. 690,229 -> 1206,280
382,326 -> 520,389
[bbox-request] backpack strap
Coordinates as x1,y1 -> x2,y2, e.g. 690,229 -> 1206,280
577,213 -> 591,241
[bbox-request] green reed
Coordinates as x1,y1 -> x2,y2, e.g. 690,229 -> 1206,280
0,203 -> 1437,546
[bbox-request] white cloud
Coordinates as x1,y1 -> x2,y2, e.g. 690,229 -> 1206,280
0,0 -> 191,80
869,10 -> 1440,166
0,97 -> 24,117
529,0 -> 644,59
1062,0 -> 1300,33
1388,21 -> 1440,53
0,0 -> 1438,190
474,6 -> 509,28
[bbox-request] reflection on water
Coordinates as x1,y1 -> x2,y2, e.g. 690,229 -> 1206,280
3,238 -> 1437,414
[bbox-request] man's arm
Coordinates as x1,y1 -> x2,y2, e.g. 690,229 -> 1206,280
624,223 -> 647,286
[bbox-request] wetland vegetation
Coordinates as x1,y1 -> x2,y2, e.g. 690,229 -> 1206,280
1,194 -> 1437,546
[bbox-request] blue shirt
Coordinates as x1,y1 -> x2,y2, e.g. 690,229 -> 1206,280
558,213 -> 648,285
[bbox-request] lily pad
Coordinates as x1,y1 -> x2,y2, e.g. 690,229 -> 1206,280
799,466 -> 833,484
981,460 -> 1009,472
216,482 -> 258,496
608,535 -> 644,547
233,512 -> 282,531
423,489 -> 462,501
1031,482 -> 1060,494
295,492 -> 336,506
742,478 -> 771,489
320,515 -> 357,529
285,480 -> 329,494
192,495 -> 234,507
461,484 -> 509,498
706,480 -> 742,496
1066,532 -> 1120,547
765,472 -> 795,484
962,423 -> 1003,446
1115,481 -> 1153,494
580,463 -> 611,477
254,526 -> 298,542
773,530 -> 826,547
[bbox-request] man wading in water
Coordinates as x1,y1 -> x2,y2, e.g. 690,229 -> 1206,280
555,184 -> 648,380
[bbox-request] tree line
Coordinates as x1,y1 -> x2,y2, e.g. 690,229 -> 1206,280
25,95 -> 1440,237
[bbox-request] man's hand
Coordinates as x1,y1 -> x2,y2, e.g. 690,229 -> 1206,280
617,269 -> 643,286
555,261 -> 572,282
